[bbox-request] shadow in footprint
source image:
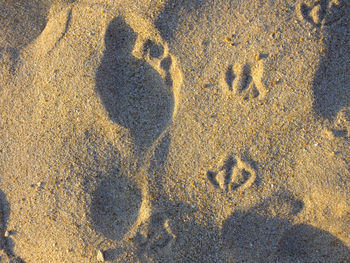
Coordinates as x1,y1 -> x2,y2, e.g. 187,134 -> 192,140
147,133 -> 171,190
222,193 -> 350,262
95,17 -> 174,149
0,1 -> 50,72
312,2 -> 350,119
0,1 -> 49,48
128,134 -> 223,262
0,191 -> 9,252
90,171 -> 142,241
277,223 -> 350,262
132,196 -> 222,263
0,190 -> 25,262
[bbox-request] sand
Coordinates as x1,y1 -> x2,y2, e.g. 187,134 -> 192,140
0,0 -> 349,262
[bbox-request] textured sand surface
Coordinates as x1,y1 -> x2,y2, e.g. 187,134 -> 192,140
0,0 -> 350,262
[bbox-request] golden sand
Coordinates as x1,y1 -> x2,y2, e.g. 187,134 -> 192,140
0,0 -> 349,262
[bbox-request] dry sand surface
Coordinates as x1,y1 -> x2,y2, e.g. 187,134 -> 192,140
0,0 -> 350,262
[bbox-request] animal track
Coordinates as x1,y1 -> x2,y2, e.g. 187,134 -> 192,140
207,156 -> 256,193
298,0 -> 348,26
132,215 -> 176,260
224,60 -> 266,101
332,107 -> 350,138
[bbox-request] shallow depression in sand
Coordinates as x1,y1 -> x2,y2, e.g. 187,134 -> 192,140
90,175 -> 142,241
95,16 -> 176,148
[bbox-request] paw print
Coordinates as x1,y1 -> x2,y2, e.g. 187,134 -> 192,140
322,107 -> 350,139
298,0 -> 347,27
224,59 -> 266,101
132,215 -> 176,260
207,156 -> 256,193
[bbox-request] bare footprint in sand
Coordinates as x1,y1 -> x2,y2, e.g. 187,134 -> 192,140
0,191 -> 24,262
90,174 -> 142,241
95,16 -> 179,149
0,1 -> 49,74
221,191 -> 350,262
92,17 -> 182,259
309,1 -> 350,120
0,1 -> 49,48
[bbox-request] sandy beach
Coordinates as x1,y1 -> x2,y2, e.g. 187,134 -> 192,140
0,0 -> 350,262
